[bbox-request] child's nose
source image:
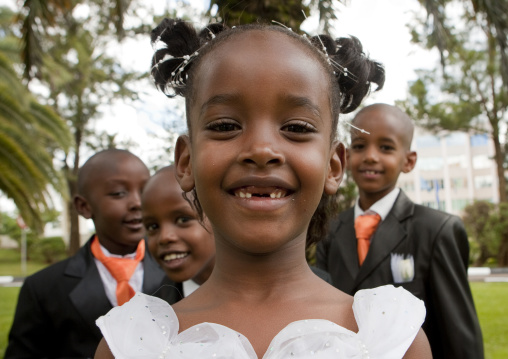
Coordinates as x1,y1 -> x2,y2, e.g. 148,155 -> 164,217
364,146 -> 379,162
159,226 -> 178,244
128,192 -> 142,209
237,131 -> 285,167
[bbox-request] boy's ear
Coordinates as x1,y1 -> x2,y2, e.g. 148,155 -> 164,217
324,141 -> 346,195
174,135 -> 195,192
74,195 -> 92,219
402,150 -> 417,173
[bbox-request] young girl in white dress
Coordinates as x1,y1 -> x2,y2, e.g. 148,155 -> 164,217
95,18 -> 432,359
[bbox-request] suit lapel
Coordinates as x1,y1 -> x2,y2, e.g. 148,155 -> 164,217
66,239 -> 112,334
336,209 -> 360,282
354,191 -> 414,288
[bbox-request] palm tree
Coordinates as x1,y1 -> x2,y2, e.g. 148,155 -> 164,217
0,50 -> 71,232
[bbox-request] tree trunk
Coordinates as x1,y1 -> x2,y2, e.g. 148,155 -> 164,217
67,176 -> 81,255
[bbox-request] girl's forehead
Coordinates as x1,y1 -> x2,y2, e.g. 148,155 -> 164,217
192,30 -> 329,94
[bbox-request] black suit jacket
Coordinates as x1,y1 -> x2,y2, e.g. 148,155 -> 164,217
317,191 -> 484,359
5,237 -> 182,359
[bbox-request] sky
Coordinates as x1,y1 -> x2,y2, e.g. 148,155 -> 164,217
0,0 -> 439,213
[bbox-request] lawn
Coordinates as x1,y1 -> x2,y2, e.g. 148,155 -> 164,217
471,281 -> 508,359
0,248 -> 48,277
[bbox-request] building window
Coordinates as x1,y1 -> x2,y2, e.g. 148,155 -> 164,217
400,181 -> 415,192
451,178 -> 467,190
417,157 -> 444,171
470,133 -> 489,147
472,155 -> 492,169
445,133 -> 467,146
447,155 -> 467,169
474,175 -> 493,189
416,135 -> 441,148
422,201 -> 446,211
452,199 -> 470,212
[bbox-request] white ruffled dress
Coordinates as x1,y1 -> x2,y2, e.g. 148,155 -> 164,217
96,285 -> 425,359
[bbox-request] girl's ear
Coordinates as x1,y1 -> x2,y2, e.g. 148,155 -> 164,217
324,141 -> 346,195
74,195 -> 92,219
175,135 -> 195,192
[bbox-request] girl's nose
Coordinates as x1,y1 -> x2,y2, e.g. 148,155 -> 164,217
158,226 -> 178,245
237,128 -> 285,167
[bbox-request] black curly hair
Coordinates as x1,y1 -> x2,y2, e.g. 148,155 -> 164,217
150,18 -> 385,246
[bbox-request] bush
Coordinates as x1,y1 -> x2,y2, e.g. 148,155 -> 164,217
31,236 -> 67,264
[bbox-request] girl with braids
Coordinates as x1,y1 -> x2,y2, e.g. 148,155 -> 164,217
95,19 -> 431,359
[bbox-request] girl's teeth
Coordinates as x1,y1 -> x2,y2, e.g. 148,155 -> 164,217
163,253 -> 187,261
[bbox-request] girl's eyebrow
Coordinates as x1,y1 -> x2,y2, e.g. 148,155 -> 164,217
200,93 -> 240,116
280,94 -> 322,118
199,93 -> 322,118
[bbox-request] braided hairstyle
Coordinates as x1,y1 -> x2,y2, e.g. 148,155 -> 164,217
150,18 -> 385,246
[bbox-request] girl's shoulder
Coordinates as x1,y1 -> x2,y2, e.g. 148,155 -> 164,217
96,286 -> 425,359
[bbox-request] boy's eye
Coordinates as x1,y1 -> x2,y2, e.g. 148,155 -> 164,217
282,121 -> 316,134
206,120 -> 240,132
109,191 -> 126,197
380,145 -> 395,151
144,223 -> 159,233
350,143 -> 364,150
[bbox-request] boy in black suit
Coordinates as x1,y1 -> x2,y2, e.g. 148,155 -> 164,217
317,104 -> 484,358
6,149 -> 181,359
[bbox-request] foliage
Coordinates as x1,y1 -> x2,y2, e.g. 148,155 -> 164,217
31,236 -> 66,264
208,0 -> 339,34
400,1 -> 508,265
12,0 -> 156,254
0,7 -> 72,233
463,201 -> 499,266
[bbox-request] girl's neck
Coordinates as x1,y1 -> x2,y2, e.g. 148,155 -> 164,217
204,238 -> 311,300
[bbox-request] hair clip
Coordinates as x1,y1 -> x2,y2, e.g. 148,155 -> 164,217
346,122 -> 370,134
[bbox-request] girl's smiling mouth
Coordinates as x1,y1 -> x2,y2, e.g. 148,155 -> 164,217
233,186 -> 289,199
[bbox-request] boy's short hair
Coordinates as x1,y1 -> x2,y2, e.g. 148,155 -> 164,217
77,149 -> 145,197
352,103 -> 415,150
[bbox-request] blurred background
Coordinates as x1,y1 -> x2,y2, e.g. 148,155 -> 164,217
0,0 -> 507,357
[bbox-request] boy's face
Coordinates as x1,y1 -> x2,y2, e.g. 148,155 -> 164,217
142,170 -> 215,284
175,30 -> 345,254
348,107 -> 416,209
76,154 -> 150,255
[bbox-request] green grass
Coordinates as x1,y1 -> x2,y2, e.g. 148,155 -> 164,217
471,282 -> 508,359
0,286 -> 20,358
0,248 -> 48,276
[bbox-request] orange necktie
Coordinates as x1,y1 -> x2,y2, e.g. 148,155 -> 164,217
355,213 -> 381,266
91,236 -> 145,305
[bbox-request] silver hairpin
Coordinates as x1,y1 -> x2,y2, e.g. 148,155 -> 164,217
346,122 -> 370,134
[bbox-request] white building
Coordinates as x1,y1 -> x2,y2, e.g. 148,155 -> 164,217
398,130 -> 499,216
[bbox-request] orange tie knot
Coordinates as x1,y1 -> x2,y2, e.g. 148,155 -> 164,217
355,213 -> 381,265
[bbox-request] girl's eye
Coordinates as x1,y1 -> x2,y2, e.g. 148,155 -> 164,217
206,120 -> 240,132
282,121 -> 316,134
176,216 -> 193,225
350,143 -> 364,150
109,191 -> 126,197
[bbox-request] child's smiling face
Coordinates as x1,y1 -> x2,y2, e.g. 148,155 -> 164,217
142,168 -> 215,284
76,152 -> 150,255
176,30 -> 345,253
348,105 -> 416,209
